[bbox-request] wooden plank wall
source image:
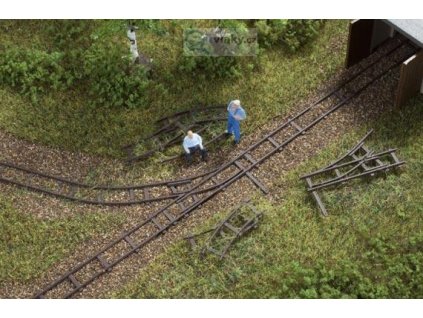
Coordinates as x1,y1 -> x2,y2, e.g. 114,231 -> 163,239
345,19 -> 374,68
395,50 -> 423,108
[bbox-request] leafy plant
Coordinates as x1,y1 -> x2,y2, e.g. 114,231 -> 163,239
82,42 -> 150,109
0,48 -> 69,103
255,19 -> 324,52
46,20 -> 95,50
136,19 -> 168,36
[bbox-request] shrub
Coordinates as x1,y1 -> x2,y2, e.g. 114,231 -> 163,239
283,232 -> 423,298
136,19 -> 168,36
0,21 -> 150,109
179,55 -> 242,79
282,20 -> 324,52
46,19 -> 95,50
46,20 -> 97,84
255,19 -> 324,52
0,47 -> 69,103
255,19 -> 289,48
82,42 -> 150,109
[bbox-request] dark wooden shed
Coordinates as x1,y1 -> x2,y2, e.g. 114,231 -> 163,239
345,19 -> 423,107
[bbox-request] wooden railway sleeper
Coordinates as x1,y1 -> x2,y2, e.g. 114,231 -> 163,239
143,188 -> 150,200
162,210 -> 176,222
267,136 -> 281,149
233,161 -> 268,194
152,136 -> 165,151
68,185 -> 77,198
362,145 -> 386,167
244,153 -> 257,165
224,222 -> 240,234
97,191 -> 104,204
241,219 -> 261,234
97,255 -> 111,271
188,237 -> 197,249
191,194 -> 200,203
206,246 -> 223,257
211,176 -> 219,184
333,90 -> 345,101
68,274 -> 82,289
178,201 -> 185,211
305,177 -> 328,217
151,218 -> 164,231
124,236 -> 140,252
390,152 -> 401,165
290,120 -> 306,135
56,181 -> 65,194
128,189 -> 135,201
170,185 -> 177,194
351,147 -> 372,172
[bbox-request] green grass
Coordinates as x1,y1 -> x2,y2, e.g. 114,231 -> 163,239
115,96 -> 423,298
0,196 -> 126,284
0,20 -> 349,158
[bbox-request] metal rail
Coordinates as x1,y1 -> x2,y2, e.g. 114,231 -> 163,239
33,38 -> 417,298
184,201 -> 263,259
307,160 -> 405,192
302,132 -> 405,216
300,148 -> 398,179
304,129 -> 375,175
202,203 -> 262,259
0,161 -> 221,206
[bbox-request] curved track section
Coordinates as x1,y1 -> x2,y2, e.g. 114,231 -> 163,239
33,38 -> 418,298
0,162 -> 220,206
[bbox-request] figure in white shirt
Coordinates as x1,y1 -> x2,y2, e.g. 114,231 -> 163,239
182,130 -> 208,165
127,26 -> 140,63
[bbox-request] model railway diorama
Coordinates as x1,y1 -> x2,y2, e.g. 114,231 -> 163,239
0,18 -> 421,301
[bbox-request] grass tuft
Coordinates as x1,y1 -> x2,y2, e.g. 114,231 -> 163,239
0,197 -> 125,284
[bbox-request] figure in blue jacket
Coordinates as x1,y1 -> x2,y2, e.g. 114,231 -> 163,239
226,99 -> 246,144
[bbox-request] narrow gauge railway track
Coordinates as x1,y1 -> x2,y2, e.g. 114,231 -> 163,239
0,162 -> 222,206
124,105 -> 227,163
34,38 -> 417,298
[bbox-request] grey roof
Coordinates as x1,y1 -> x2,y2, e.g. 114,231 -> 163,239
383,19 -> 423,47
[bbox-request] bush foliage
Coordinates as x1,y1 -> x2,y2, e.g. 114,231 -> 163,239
83,42 -> 150,108
281,233 -> 423,298
0,48 -> 69,103
0,20 -> 150,108
179,19 -> 323,79
0,20 -> 325,106
255,19 -> 324,52
46,19 -> 95,50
